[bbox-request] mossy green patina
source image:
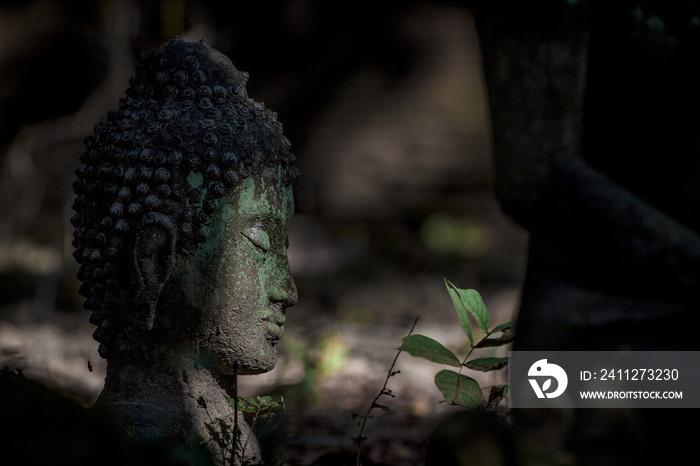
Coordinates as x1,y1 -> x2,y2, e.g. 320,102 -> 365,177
72,36 -> 299,465
168,167 -> 297,376
188,172 -> 204,188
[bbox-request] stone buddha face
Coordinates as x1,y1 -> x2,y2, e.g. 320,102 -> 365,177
71,37 -> 299,374
164,168 -> 297,375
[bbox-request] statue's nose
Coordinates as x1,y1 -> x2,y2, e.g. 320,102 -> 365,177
269,275 -> 298,308
268,253 -> 298,307
284,276 -> 298,307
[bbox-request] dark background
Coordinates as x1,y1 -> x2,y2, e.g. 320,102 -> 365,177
0,1 -> 528,464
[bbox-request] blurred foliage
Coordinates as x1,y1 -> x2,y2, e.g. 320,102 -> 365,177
420,213 -> 491,258
273,333 -> 349,408
336,298 -> 374,328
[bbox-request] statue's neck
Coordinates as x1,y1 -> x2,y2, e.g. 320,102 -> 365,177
95,354 -> 260,465
98,351 -> 215,400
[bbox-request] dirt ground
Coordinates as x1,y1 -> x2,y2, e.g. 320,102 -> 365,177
0,209 -> 526,465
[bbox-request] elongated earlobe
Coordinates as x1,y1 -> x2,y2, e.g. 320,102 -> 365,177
131,213 -> 177,331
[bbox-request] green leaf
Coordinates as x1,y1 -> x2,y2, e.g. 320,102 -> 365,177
464,357 -> 509,372
398,334 -> 461,367
434,370 -> 483,408
455,283 -> 490,333
197,396 -> 207,409
237,396 -> 257,413
489,320 -> 516,335
476,326 -> 515,348
445,279 -> 473,344
484,384 -> 509,410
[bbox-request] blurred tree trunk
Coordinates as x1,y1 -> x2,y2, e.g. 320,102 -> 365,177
474,0 -> 591,229
473,0 -> 700,349
472,4 -> 700,465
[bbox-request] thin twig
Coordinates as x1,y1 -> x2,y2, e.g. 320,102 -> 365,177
354,317 -> 419,466
241,406 -> 260,460
233,362 -> 239,466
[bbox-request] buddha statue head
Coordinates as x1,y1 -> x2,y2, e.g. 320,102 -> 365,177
71,37 -> 299,379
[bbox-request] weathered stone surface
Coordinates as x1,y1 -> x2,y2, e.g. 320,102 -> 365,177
71,36 -> 298,464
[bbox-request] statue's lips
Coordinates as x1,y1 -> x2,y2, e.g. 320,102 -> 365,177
262,310 -> 285,341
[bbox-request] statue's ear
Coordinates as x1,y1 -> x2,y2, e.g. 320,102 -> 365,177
131,213 -> 177,331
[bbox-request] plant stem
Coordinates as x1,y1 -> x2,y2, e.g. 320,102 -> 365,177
242,407 -> 258,459
455,332 -> 492,405
233,362 -> 239,466
354,317 -> 419,466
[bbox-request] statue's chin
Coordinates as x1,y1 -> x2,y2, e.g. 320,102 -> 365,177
236,354 -> 278,376
208,350 -> 277,377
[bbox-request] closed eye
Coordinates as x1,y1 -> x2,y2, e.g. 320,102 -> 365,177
241,224 -> 270,252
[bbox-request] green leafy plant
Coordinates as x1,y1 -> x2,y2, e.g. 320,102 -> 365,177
196,363 -> 284,466
398,279 -> 515,409
226,395 -> 284,465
